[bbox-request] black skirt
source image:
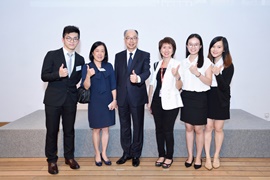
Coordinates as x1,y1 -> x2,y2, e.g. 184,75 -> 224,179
180,90 -> 207,125
207,87 -> 230,120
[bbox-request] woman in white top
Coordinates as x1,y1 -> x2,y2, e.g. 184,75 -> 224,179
179,34 -> 212,169
204,36 -> 234,170
148,37 -> 183,168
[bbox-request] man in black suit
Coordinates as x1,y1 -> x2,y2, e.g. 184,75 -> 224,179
114,29 -> 150,167
41,25 -> 85,174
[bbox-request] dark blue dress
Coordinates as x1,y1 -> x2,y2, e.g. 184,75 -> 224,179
81,62 -> 116,128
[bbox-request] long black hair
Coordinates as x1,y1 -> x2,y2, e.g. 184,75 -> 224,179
208,36 -> 232,68
185,33 -> 204,68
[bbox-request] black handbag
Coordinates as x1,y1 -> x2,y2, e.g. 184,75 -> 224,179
77,86 -> 90,103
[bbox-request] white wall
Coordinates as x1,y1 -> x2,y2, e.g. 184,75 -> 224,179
1,0 -> 270,122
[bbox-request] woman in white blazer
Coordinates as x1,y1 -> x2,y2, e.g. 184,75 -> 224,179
147,37 -> 183,169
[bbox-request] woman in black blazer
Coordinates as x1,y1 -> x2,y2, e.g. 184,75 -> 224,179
204,36 -> 234,170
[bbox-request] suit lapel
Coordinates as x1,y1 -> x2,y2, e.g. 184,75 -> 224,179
71,52 -> 79,77
121,51 -> 129,73
58,49 -> 69,81
59,48 -> 67,68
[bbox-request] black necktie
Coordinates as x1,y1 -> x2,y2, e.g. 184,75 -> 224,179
127,52 -> 133,70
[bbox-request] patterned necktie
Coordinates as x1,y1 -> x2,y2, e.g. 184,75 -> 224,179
67,53 -> 73,77
127,52 -> 133,71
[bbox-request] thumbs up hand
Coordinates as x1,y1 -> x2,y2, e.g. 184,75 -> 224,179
130,70 -> 138,83
86,65 -> 95,78
59,63 -> 68,77
171,64 -> 180,77
212,65 -> 223,76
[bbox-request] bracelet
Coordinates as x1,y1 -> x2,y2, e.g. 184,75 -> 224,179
176,76 -> 181,81
195,72 -> 201,77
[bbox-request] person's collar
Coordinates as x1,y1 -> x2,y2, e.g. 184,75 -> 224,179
187,55 -> 198,65
214,57 -> 223,66
127,48 -> 137,55
63,47 -> 75,56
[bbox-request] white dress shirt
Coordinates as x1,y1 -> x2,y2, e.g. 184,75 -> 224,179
179,55 -> 211,92
211,58 -> 224,87
126,49 -> 141,83
63,47 -> 75,75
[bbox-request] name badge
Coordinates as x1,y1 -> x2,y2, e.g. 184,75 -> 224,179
99,68 -> 106,71
76,66 -> 82,71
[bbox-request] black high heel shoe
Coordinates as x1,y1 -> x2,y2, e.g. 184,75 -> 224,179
194,159 -> 202,169
100,153 -> 112,166
162,159 -> 173,169
185,157 -> 194,168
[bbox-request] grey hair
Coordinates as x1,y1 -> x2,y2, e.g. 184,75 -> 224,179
124,29 -> 139,37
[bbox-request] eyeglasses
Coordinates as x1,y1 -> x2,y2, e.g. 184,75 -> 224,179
65,36 -> 79,42
125,37 -> 138,41
188,43 -> 200,48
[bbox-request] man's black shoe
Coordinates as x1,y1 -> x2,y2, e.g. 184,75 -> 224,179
116,155 -> 132,164
132,157 -> 140,167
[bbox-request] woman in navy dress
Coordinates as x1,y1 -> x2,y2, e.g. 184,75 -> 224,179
81,41 -> 117,166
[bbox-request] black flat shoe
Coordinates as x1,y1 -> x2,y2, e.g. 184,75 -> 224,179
194,159 -> 202,169
100,153 -> 112,166
95,160 -> 102,166
155,157 -> 165,167
162,159 -> 173,169
155,161 -> 163,167
95,155 -> 102,167
185,157 -> 194,168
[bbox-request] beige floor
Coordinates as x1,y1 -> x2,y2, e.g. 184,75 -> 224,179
0,157 -> 270,180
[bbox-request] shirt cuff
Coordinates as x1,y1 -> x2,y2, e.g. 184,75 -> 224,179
137,75 -> 141,83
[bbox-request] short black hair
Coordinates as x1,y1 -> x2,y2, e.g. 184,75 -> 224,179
89,41 -> 108,63
158,37 -> 176,58
62,25 -> 80,39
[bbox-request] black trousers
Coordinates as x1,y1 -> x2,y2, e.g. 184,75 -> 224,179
45,96 -> 77,163
118,97 -> 145,158
151,98 -> 179,159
